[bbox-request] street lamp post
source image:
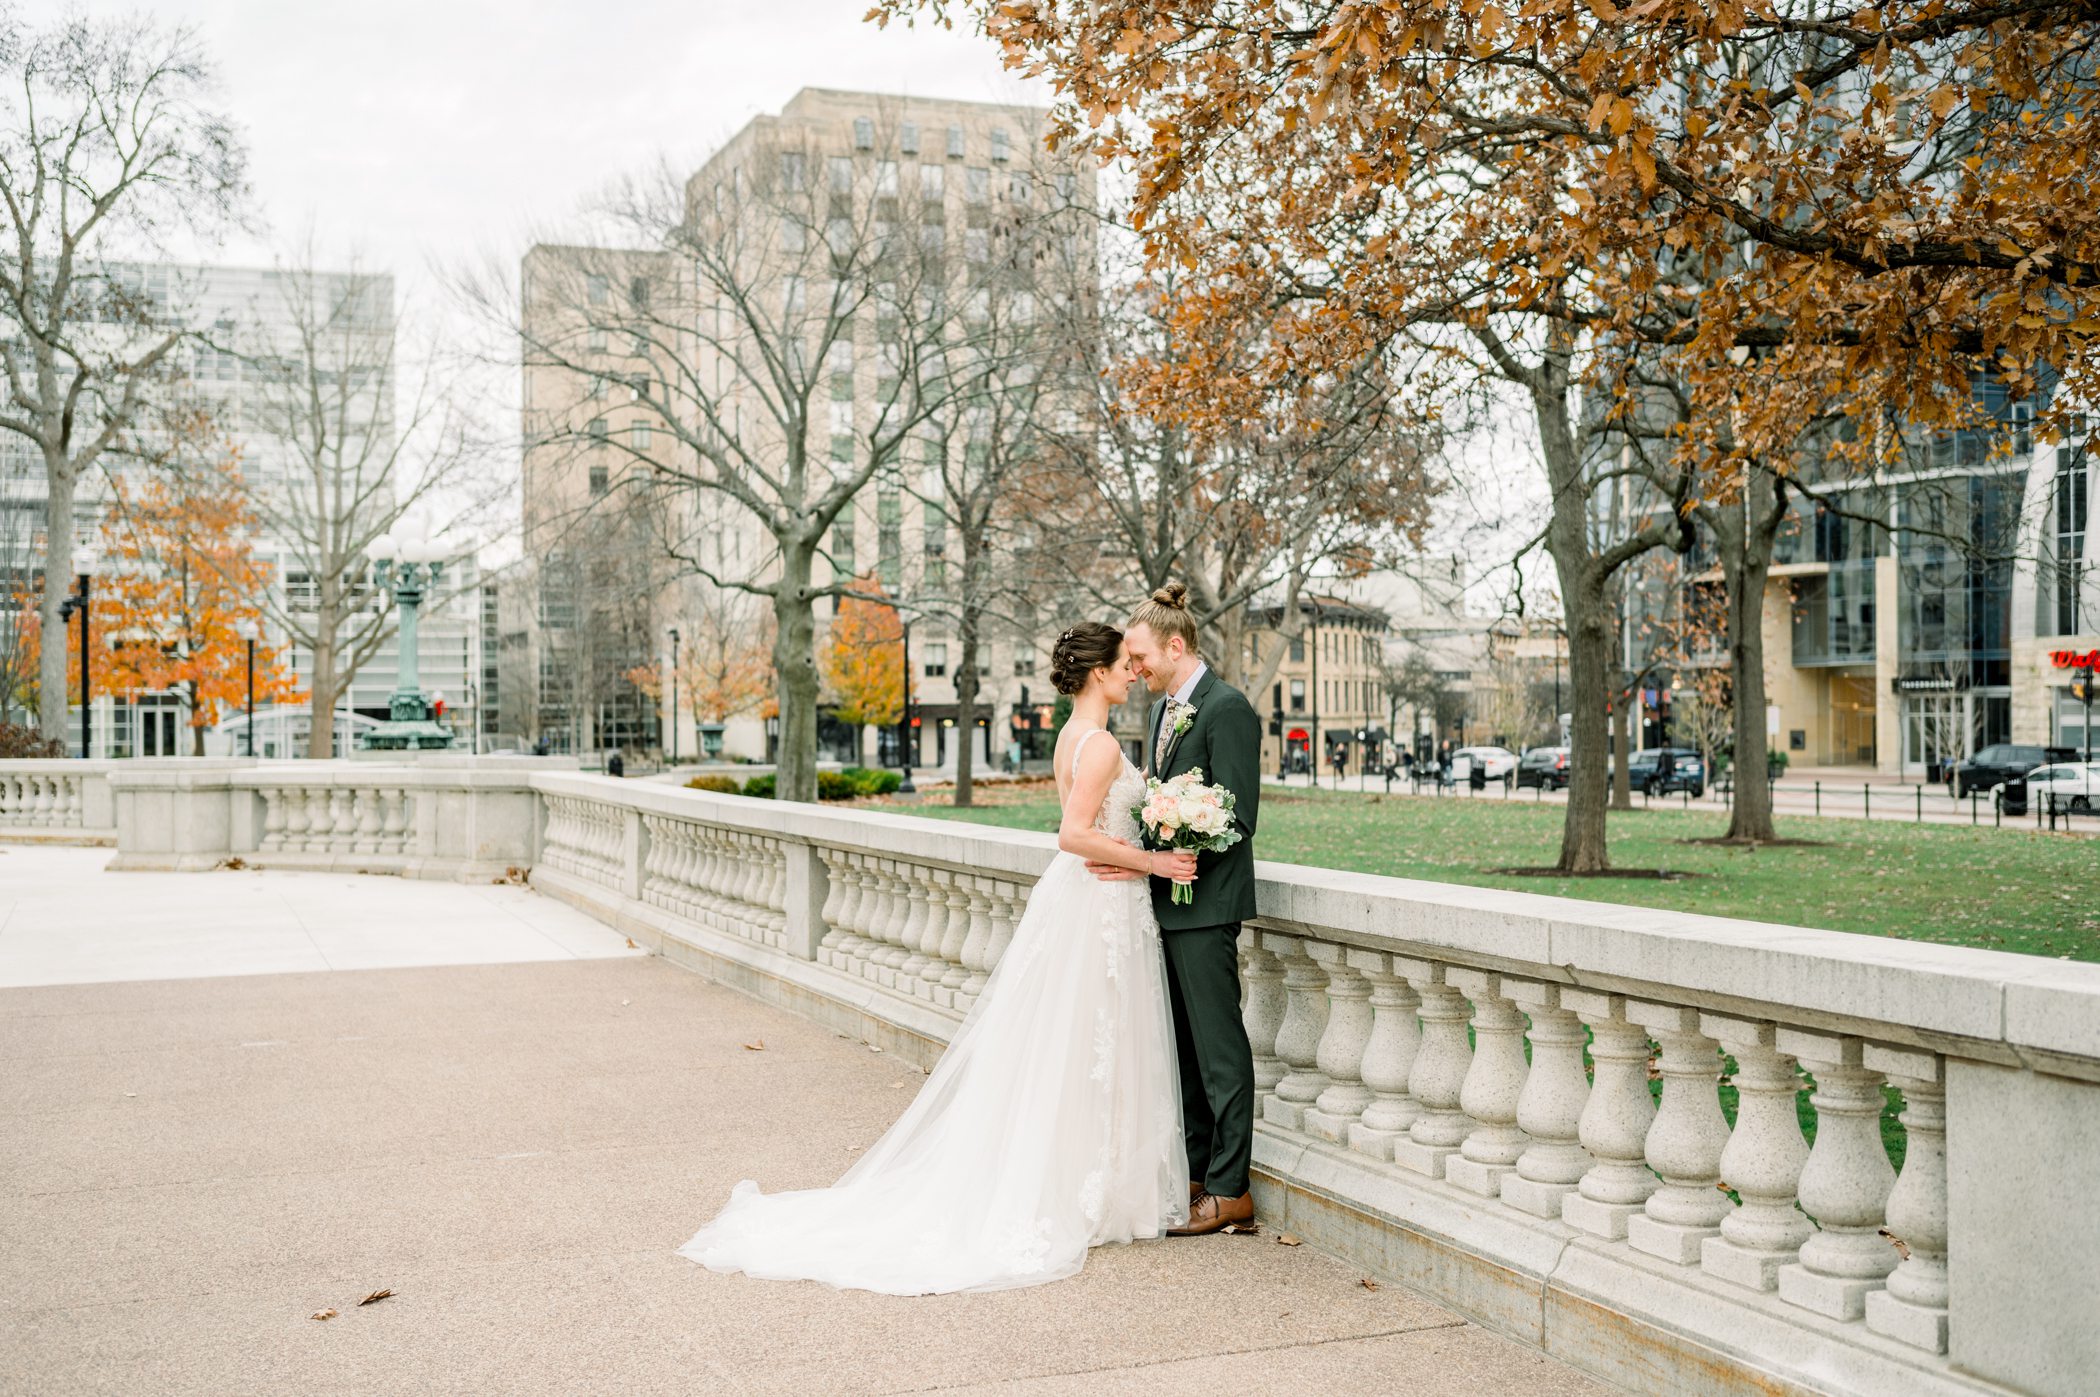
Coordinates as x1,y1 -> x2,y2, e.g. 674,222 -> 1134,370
898,618 -> 917,795
359,516 -> 454,752
236,618 -> 258,756
57,543 -> 99,759
667,627 -> 681,764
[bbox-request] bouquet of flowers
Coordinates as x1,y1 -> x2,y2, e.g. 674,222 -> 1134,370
1138,768 -> 1243,905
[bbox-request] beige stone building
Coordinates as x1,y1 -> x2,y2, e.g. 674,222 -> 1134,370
518,90 -> 1099,767
1247,595 -> 1394,778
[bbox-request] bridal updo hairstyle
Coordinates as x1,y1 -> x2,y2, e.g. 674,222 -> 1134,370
1050,621 -> 1124,696
1127,581 -> 1201,655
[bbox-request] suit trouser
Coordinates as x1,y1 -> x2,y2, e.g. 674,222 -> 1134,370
1160,922 -> 1255,1198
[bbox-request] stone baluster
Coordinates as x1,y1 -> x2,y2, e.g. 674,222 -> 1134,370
1500,981 -> 1591,1218
1776,1030 -> 1899,1320
352,788 -> 385,854
815,849 -> 848,962
1391,958 -> 1472,1178
259,789 -> 287,852
828,855 -> 867,968
691,826 -> 724,922
382,789 -> 410,855
981,881 -> 1021,975
282,788 -> 312,857
31,774 -> 53,823
1700,1016 -> 1813,1290
704,827 -> 738,926
51,776 -> 76,826
847,857 -> 885,975
0,773 -> 16,822
1344,949 -> 1419,1161
760,839 -> 788,941
736,834 -> 769,936
644,817 -> 670,907
1863,1047 -> 1948,1353
1260,933 -> 1330,1131
1445,969 -> 1531,1198
1562,990 -> 1658,1238
935,874 -> 973,1003
1627,1004 -> 1735,1264
895,870 -> 937,991
870,862 -> 911,983
329,789 -> 356,852
1302,942 -> 1374,1144
301,787 -> 335,851
1239,933 -> 1288,1098
957,877 -> 995,999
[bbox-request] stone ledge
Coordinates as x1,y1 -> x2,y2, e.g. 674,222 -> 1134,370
0,828 -> 116,847
107,851 -> 522,882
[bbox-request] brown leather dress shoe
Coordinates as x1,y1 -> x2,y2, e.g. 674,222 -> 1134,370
1189,1180 -> 1205,1204
1168,1189 -> 1255,1236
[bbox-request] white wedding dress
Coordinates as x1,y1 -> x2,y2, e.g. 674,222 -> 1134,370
678,727 -> 1189,1294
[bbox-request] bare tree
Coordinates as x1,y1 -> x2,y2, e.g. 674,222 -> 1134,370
0,11 -> 247,737
477,120 -> 1010,802
241,260 -> 486,757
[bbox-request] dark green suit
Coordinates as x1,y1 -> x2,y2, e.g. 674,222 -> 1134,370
1148,666 -> 1259,1198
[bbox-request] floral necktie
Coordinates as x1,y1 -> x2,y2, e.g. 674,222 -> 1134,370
1156,698 -> 1183,772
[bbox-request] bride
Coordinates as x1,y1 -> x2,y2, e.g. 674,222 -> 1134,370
677,620 -> 1196,1294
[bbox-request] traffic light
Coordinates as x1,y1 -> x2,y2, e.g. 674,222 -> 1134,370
1269,706 -> 1284,738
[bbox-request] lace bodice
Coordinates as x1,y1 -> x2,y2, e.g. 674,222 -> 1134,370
1065,728 -> 1147,845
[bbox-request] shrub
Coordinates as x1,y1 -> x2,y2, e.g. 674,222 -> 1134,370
842,766 -> 901,797
740,773 -> 777,799
685,774 -> 739,794
0,723 -> 65,759
816,770 -> 856,801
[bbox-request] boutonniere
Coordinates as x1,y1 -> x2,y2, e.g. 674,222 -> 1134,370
1172,706 -> 1197,738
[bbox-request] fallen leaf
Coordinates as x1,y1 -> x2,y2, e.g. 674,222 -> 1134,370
889,1080 -> 905,1089
1879,1228 -> 1911,1260
625,938 -> 637,949
1277,1233 -> 1303,1246
311,1308 -> 338,1321
1359,1278 -> 1380,1291
124,1092 -> 136,1098
846,1145 -> 863,1152
743,1040 -> 765,1052
867,1045 -> 883,1054
357,1289 -> 393,1306
1220,1221 -> 1260,1235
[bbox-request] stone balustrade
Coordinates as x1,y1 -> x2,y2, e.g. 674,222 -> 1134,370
0,760 -> 117,840
9,756 -> 2095,1397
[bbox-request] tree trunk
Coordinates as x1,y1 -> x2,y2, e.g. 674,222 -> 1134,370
954,613 -> 979,807
36,466 -> 75,740
1719,464 -> 1781,842
1558,576 -> 1614,872
770,544 -> 821,803
1611,681 -> 1636,811
307,625 -> 339,759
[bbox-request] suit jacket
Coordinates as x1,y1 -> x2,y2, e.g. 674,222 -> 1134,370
1147,667 -> 1261,931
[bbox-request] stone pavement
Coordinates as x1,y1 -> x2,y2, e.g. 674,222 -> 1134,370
0,851 -> 1610,1396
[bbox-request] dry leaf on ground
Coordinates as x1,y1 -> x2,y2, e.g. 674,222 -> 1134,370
889,1080 -> 905,1089
358,1289 -> 393,1306
1879,1228 -> 1912,1260
1221,1222 -> 1259,1235
310,1308 -> 338,1321
743,1040 -> 765,1051
1359,1278 -> 1380,1291
625,938 -> 637,949
1277,1233 -> 1303,1246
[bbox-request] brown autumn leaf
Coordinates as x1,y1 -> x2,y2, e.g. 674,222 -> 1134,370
625,938 -> 637,949
1879,1228 -> 1912,1261
357,1289 -> 393,1306
743,1040 -> 765,1051
1220,1221 -> 1260,1235
310,1308 -> 338,1321
1277,1233 -> 1304,1246
1359,1278 -> 1380,1291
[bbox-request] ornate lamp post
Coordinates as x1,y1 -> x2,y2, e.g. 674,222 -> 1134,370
668,627 -> 681,764
236,617 -> 259,756
359,516 -> 454,752
57,541 -> 99,759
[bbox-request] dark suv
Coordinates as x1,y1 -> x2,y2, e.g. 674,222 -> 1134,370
1516,746 -> 1570,791
1952,744 -> 2078,798
1628,747 -> 1706,798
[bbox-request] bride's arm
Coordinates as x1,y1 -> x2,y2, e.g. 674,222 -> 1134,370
1059,741 -> 1197,880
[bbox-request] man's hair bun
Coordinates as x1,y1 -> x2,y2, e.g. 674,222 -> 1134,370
1150,582 -> 1190,610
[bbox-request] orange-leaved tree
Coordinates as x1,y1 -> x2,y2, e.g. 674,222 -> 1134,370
21,448 -> 301,754
821,578 -> 904,766
625,590 -> 776,751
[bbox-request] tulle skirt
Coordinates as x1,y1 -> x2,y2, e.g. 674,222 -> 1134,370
678,851 -> 1189,1294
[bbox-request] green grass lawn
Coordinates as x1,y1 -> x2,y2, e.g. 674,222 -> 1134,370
888,783 -> 2100,963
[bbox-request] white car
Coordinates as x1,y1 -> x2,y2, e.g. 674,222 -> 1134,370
2018,761 -> 2100,814
1452,746 -> 1519,781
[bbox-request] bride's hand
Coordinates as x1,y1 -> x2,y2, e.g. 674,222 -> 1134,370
1152,850 -> 1198,882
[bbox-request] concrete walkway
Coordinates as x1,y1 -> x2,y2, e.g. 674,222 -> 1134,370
0,853 -> 1609,1395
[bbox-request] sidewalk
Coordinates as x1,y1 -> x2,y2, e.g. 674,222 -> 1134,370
0,852 -> 1607,1396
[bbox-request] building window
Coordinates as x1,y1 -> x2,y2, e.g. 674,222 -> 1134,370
780,216 -> 807,253
925,643 -> 948,678
1289,679 -> 1305,712
899,122 -> 918,155
588,464 -> 608,496
2055,444 -> 2089,635
965,167 -> 989,203
1057,170 -> 1077,201
876,160 -> 898,195
1289,638 -> 1304,663
630,275 -> 649,308
1014,654 -> 1035,676
1008,172 -> 1030,204
587,274 -> 609,305
853,117 -> 874,150
946,125 -> 965,158
587,326 -> 606,354
831,514 -> 854,575
588,416 -> 607,444
631,420 -> 651,452
920,163 -> 944,200
828,155 -> 853,193
990,129 -> 1010,163
780,151 -> 806,190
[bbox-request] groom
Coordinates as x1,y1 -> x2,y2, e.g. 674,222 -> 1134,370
1090,584 -> 1260,1236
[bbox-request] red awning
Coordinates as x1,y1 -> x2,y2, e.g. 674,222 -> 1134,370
1286,728 -> 1310,742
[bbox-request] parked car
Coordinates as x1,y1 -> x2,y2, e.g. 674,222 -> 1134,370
1452,746 -> 1519,782
1516,746 -> 1571,791
1953,743 -> 2079,798
2014,761 -> 2100,814
1627,746 -> 1706,798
